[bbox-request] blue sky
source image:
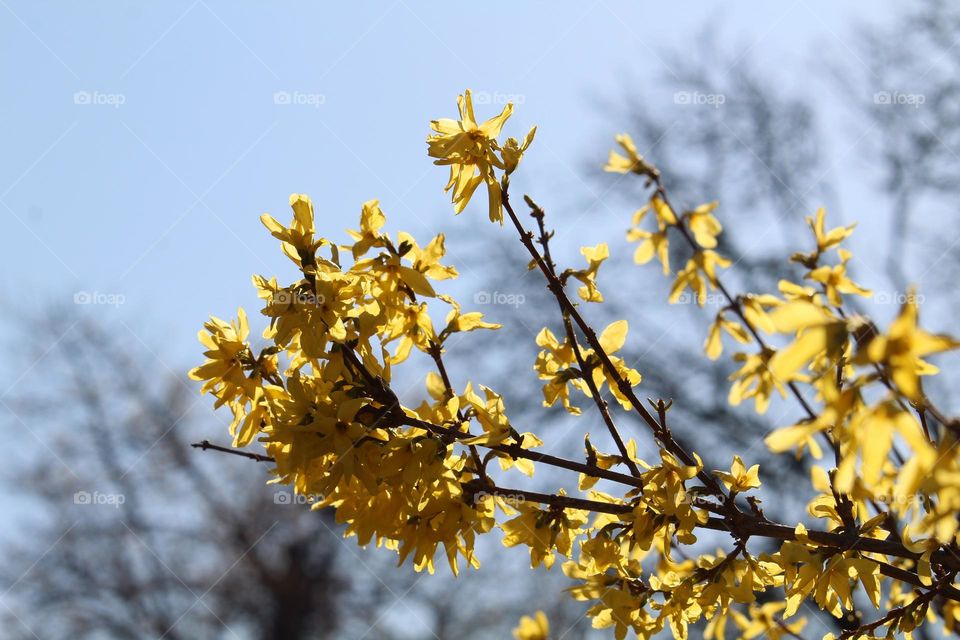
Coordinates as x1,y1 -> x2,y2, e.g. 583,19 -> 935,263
2,1 -> 918,544
7,3 -> 942,635
1,1 -> 888,372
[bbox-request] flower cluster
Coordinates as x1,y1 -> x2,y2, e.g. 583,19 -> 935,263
191,92 -> 960,640
606,134 -> 960,637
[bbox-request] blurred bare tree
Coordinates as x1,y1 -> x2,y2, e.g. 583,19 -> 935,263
9,5 -> 960,640
0,309 -> 596,639
846,0 -> 960,304
0,311 -> 403,639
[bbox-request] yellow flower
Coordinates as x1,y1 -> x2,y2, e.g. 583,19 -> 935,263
686,201 -> 722,249
853,289 -> 960,401
346,199 -> 388,259
604,133 -> 658,178
731,602 -> 806,640
808,207 -> 855,254
648,195 -> 677,226
669,250 -> 732,306
567,242 -> 609,302
714,455 -> 761,493
439,294 -> 501,339
765,300 -> 848,382
513,611 -> 549,640
807,250 -> 871,307
704,311 -> 751,360
189,308 -> 258,406
501,498 -> 586,568
728,348 -> 786,414
535,327 -> 587,415
382,302 -> 435,363
590,320 -> 642,410
502,126 -> 537,175
260,194 -> 332,270
397,231 -> 458,282
428,89 -> 514,223
626,203 -> 671,274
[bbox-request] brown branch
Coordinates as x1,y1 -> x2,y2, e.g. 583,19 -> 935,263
191,440 -> 273,462
461,480 -> 633,516
426,340 -> 486,477
501,184 -> 725,497
526,198 -> 641,477
192,438 -> 960,593
840,572 -> 956,639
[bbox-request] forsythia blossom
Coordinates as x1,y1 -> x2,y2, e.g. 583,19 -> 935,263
189,101 -> 960,640
427,89 -> 536,223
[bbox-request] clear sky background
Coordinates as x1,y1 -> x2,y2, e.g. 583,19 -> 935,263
2,0 -> 913,555
1,1 -> 892,365
18,5 -> 960,639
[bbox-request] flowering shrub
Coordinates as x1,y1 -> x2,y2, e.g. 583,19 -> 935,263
192,90 -> 960,639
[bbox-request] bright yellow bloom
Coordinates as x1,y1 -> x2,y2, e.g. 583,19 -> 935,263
591,320 -> 642,410
686,201 -> 722,249
730,602 -> 806,640
765,300 -> 847,382
626,199 -> 674,274
809,207 -> 855,254
604,133 -> 658,178
439,294 -> 501,339
807,251 -> 871,307
728,348 -> 786,414
568,242 -> 609,302
714,455 -> 761,493
513,611 -> 549,640
261,194 -> 324,267
704,311 -> 751,360
853,289 -> 960,401
189,308 -> 259,407
534,327 -> 587,415
428,89 -> 531,223
346,199 -> 388,259
627,216 -> 670,275
501,497 -> 587,568
669,250 -> 732,306
502,126 -> 537,175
